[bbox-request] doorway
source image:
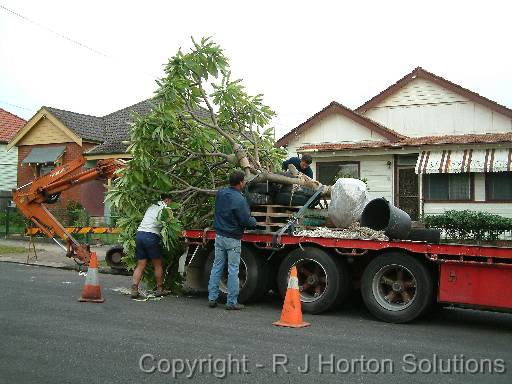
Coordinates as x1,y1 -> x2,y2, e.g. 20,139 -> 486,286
395,155 -> 419,221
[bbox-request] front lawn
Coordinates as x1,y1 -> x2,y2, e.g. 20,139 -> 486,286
0,245 -> 27,254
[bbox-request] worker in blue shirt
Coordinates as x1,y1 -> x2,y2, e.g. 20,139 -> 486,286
208,170 -> 257,310
282,153 -> 314,179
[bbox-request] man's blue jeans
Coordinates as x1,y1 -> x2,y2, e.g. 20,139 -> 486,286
208,235 -> 242,306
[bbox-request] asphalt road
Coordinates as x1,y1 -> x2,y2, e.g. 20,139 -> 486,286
1,263 -> 511,384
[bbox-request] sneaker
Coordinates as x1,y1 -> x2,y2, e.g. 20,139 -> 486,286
131,285 -> 140,299
225,303 -> 245,310
155,288 -> 170,297
208,300 -> 218,308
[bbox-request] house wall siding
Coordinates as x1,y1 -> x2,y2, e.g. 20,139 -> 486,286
18,117 -> 75,145
374,78 -> 468,106
286,113 -> 388,156
315,154 -> 394,201
424,202 -> 512,218
363,79 -> 512,137
0,144 -> 18,191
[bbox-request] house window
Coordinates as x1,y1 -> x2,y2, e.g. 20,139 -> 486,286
424,173 -> 472,201
317,162 -> 360,185
486,172 -> 512,201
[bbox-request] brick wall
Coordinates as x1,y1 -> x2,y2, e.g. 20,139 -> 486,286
17,142 -> 105,218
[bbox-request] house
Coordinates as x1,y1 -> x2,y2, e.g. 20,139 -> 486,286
276,67 -> 512,220
7,99 -> 154,221
0,108 -> 26,206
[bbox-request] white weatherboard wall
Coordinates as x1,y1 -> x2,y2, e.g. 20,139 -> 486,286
0,144 -> 17,191
363,78 -> 512,137
314,154 -> 394,201
286,113 -> 389,157
424,203 -> 512,218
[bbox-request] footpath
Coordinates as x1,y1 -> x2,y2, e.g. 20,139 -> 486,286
0,238 -> 122,274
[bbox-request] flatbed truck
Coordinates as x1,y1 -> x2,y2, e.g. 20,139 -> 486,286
182,229 -> 512,323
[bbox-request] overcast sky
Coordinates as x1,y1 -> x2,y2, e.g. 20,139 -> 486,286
1,0 -> 511,139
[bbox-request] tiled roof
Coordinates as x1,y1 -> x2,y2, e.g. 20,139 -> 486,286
299,141 -> 395,151
45,107 -> 105,142
86,141 -> 130,155
84,99 -> 155,155
399,132 -> 512,146
298,133 -> 512,152
0,108 -> 26,143
102,99 -> 155,146
85,100 -> 212,155
275,101 -> 403,148
356,67 -> 512,119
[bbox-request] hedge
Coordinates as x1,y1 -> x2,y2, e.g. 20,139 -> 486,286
423,210 -> 512,241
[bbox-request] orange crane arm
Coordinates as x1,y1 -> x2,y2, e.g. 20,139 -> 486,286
13,157 -> 124,264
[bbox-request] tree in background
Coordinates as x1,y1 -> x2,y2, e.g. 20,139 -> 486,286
107,37 -> 288,291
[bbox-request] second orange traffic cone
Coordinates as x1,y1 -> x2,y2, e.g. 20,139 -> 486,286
78,252 -> 105,303
273,266 -> 310,328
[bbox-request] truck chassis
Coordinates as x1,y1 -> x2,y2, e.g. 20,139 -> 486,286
183,229 -> 512,323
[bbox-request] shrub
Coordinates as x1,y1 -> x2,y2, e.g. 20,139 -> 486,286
423,210 -> 512,241
66,201 -> 90,226
0,208 -> 29,232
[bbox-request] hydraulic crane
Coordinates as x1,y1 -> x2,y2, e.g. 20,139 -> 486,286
13,157 -> 124,264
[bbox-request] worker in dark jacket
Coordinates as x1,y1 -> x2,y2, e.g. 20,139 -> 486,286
282,153 -> 313,178
208,170 -> 257,310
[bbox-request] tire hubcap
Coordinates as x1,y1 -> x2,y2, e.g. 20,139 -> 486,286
294,259 -> 328,303
372,264 -> 417,311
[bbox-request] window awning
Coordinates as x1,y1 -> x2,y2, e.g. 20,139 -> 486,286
415,148 -> 512,174
22,146 -> 65,165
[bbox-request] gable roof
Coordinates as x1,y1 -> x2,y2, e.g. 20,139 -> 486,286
275,101 -> 404,148
356,67 -> 512,119
44,107 -> 105,142
0,108 -> 26,143
86,99 -> 155,155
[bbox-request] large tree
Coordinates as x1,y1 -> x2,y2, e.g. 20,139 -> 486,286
108,37 -> 322,290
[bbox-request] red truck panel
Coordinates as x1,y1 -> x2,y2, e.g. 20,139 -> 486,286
438,262 -> 512,309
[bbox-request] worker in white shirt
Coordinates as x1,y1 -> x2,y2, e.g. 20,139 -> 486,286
131,194 -> 172,298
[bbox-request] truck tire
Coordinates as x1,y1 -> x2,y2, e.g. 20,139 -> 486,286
407,228 -> 441,244
203,245 -> 269,304
245,192 -> 272,206
274,191 -> 320,207
247,182 -> 276,195
361,252 -> 434,323
277,247 -> 348,314
105,245 -> 125,270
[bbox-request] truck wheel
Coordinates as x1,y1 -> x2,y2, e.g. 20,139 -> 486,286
105,245 -> 125,270
274,192 -> 316,207
361,253 -> 434,323
247,182 -> 274,194
245,192 -> 272,206
277,247 -> 348,314
407,228 -> 441,244
203,245 -> 269,304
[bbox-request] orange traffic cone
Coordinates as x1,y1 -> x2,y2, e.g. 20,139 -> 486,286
273,266 -> 310,328
78,252 -> 105,303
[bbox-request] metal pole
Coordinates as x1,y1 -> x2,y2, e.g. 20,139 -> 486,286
5,205 -> 10,238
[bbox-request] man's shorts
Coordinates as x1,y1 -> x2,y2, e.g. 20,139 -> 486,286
135,231 -> 162,260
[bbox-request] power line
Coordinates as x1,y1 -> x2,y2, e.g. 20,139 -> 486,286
0,3 -> 158,79
0,99 -> 35,112
0,4 -> 108,58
